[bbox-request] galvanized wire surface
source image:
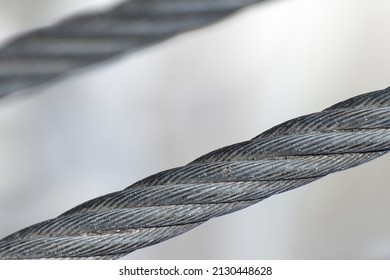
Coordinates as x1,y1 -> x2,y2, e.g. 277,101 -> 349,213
0,87 -> 389,259
0,0 -> 263,97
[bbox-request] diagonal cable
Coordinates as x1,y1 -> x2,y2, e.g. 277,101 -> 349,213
0,0 -> 264,98
0,86 -> 389,259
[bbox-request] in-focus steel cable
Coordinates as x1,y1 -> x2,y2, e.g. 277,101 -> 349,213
0,87 -> 389,259
0,0 -> 264,97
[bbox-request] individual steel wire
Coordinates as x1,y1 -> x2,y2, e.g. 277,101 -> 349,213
0,0 -> 264,97
0,86 -> 389,259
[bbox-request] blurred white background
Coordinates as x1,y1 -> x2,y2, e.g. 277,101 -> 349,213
0,0 -> 389,259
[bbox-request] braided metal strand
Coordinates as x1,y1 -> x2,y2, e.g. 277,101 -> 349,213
0,0 -> 263,97
0,87 -> 389,259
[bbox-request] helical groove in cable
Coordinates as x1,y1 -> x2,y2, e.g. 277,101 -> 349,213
0,87 -> 389,259
0,0 -> 264,97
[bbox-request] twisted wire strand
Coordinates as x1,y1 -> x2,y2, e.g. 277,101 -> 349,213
0,87 -> 389,259
0,0 -> 263,97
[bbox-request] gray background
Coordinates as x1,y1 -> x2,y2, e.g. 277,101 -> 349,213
0,0 -> 389,259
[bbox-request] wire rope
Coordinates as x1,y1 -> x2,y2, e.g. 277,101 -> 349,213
0,86 -> 389,259
0,0 -> 263,97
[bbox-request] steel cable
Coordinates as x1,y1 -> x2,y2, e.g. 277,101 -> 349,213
0,0 -> 263,98
0,86 -> 389,259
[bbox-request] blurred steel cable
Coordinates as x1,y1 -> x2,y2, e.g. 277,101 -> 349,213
0,0 -> 264,98
0,87 -> 389,259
